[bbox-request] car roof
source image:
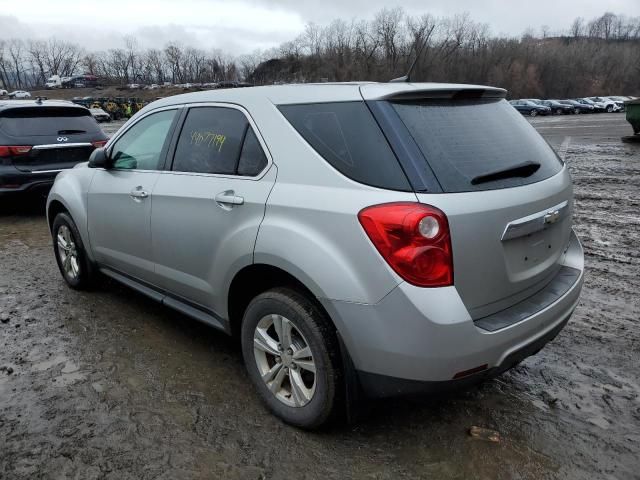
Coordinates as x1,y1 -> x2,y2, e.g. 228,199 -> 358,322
144,82 -> 506,113
0,99 -> 87,113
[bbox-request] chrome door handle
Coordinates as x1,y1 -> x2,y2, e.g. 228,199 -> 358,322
130,186 -> 149,199
215,190 -> 244,207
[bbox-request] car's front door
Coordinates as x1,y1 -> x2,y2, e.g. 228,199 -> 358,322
151,105 -> 275,316
88,108 -> 179,283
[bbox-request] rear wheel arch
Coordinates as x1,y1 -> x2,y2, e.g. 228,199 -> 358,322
227,264 -> 336,338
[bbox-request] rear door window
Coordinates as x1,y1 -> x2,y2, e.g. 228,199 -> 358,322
390,99 -> 563,192
279,102 -> 410,191
0,107 -> 100,137
172,106 -> 256,175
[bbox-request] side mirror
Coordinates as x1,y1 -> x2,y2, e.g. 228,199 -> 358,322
88,148 -> 111,169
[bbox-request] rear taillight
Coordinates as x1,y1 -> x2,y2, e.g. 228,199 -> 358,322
0,145 -> 32,157
358,202 -> 453,287
92,140 -> 108,148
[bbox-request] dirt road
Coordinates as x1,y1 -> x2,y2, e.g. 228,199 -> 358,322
1,114 -> 639,479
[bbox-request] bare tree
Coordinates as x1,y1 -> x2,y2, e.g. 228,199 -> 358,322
570,17 -> 584,38
1,9 -> 639,98
8,40 -> 25,88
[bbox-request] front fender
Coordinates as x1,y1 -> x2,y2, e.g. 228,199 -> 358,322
47,167 -> 96,261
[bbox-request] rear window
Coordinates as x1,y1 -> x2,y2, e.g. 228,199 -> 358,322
279,102 -> 410,191
390,99 -> 563,192
0,107 -> 100,137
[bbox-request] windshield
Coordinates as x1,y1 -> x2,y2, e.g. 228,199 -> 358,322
389,98 -> 563,193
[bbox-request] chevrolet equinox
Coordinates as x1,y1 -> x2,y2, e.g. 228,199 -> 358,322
47,83 -> 584,428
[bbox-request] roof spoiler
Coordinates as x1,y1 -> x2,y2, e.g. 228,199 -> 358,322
359,83 -> 508,102
382,87 -> 507,102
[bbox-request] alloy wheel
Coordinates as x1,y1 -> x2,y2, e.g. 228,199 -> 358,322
253,314 -> 317,407
56,225 -> 80,280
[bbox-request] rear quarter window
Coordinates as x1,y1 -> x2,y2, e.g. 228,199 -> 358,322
278,102 -> 410,191
390,99 -> 563,192
0,107 -> 100,137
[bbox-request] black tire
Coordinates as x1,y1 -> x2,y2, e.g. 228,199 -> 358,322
241,287 -> 342,429
530,109 -> 538,117
52,212 -> 96,290
574,108 -> 580,114
606,105 -> 614,113
556,108 -> 563,115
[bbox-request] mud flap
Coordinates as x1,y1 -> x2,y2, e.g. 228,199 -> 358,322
337,333 -> 369,424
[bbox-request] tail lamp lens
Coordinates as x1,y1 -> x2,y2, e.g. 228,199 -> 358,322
92,140 -> 108,148
358,202 -> 453,287
0,145 -> 32,157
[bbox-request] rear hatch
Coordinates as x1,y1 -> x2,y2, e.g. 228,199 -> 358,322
364,86 -> 573,318
0,105 -> 106,172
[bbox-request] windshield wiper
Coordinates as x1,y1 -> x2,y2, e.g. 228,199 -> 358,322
58,129 -> 86,135
471,161 -> 541,185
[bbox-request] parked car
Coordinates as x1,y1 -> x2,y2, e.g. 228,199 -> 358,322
576,98 -> 606,113
0,99 -> 107,197
8,90 -> 31,99
509,99 -> 551,116
589,97 -> 623,112
46,83 -> 584,429
558,99 -> 594,113
90,107 -> 111,123
607,96 -> 634,103
540,100 -> 575,115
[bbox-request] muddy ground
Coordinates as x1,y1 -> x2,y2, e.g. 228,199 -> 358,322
1,114 -> 639,479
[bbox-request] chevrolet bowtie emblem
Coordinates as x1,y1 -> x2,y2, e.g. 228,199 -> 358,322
544,210 -> 560,225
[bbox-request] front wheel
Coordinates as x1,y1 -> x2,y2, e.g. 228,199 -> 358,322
241,287 -> 342,429
574,108 -> 580,114
52,212 -> 96,289
606,105 -> 614,113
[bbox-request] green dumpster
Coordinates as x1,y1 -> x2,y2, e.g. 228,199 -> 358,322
626,99 -> 640,135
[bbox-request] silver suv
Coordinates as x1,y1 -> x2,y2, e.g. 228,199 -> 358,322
47,83 -> 584,428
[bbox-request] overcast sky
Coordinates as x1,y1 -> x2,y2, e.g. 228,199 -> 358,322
2,0 -> 639,55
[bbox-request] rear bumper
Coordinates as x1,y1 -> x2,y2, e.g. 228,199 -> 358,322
322,230 -> 584,396
0,167 -> 57,196
357,312 -> 571,397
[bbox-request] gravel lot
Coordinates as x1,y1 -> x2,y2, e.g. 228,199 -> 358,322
1,114 -> 639,479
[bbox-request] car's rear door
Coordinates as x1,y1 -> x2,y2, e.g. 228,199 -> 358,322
151,104 -> 275,315
88,107 -> 180,283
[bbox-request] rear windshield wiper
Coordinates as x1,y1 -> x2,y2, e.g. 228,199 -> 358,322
471,161 -> 541,185
58,129 -> 86,135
